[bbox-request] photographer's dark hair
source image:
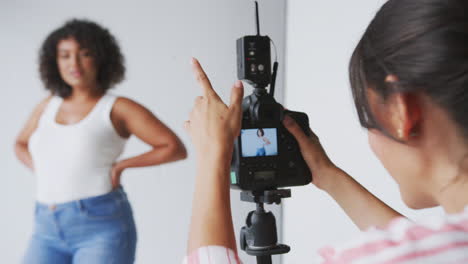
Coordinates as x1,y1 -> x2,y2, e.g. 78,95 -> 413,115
350,0 -> 468,138
39,19 -> 125,98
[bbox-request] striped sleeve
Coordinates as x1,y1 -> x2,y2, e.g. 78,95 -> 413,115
183,246 -> 242,264
318,209 -> 468,264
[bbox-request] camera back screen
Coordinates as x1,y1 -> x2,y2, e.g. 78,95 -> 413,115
241,128 -> 278,157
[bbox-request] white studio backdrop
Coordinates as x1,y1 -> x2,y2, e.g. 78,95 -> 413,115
0,0 -> 286,263
282,1 -> 444,263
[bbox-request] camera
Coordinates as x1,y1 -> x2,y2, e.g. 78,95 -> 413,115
231,3 -> 311,261
230,6 -> 312,191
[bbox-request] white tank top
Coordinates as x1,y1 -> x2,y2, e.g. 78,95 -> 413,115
29,93 -> 127,204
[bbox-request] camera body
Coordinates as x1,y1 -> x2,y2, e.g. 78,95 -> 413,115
231,35 -> 312,191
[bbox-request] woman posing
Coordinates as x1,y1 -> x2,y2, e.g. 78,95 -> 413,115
15,19 -> 186,263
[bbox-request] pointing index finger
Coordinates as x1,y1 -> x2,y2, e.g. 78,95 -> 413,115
191,58 -> 217,99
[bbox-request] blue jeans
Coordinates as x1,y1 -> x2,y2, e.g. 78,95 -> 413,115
256,147 -> 266,156
23,187 -> 137,264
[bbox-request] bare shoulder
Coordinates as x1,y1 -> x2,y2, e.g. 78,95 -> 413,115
34,95 -> 54,115
111,97 -> 167,138
16,95 -> 54,142
113,97 -> 155,120
28,95 -> 54,122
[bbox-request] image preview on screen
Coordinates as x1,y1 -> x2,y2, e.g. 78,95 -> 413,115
241,128 -> 278,157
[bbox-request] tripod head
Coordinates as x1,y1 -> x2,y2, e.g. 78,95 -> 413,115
240,190 -> 291,264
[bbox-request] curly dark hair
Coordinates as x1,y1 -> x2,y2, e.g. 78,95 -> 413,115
39,19 -> 125,98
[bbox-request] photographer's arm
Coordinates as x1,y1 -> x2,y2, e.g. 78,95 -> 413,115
188,149 -> 237,253
283,116 -> 403,230
317,165 -> 402,230
186,58 -> 243,255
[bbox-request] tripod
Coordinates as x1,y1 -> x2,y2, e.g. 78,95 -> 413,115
239,189 -> 291,264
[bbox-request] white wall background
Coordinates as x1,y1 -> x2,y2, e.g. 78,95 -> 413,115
282,1 -> 444,263
0,1 -> 286,263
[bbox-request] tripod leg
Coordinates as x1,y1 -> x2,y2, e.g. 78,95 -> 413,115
256,256 -> 272,264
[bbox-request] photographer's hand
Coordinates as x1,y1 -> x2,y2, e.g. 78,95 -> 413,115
283,115 -> 403,230
283,115 -> 336,190
185,59 -> 243,157
185,58 -> 243,255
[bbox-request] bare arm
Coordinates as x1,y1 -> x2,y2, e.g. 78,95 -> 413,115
316,165 -> 401,230
283,116 -> 402,230
185,58 -> 243,254
14,96 -> 52,171
110,98 -> 187,187
188,148 -> 236,253
262,136 -> 271,145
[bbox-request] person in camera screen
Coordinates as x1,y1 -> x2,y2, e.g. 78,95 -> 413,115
255,128 -> 271,157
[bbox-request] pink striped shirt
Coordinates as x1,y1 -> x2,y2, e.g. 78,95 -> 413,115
184,207 -> 468,263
